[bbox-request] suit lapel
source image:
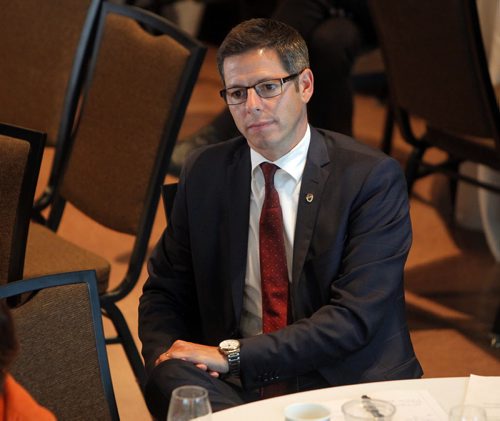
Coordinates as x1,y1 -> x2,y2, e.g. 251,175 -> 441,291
292,128 -> 331,287
226,144 -> 251,326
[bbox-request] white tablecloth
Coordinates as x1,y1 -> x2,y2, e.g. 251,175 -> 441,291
212,377 -> 468,420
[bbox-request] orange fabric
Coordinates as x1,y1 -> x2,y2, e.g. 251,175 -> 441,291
0,374 -> 56,421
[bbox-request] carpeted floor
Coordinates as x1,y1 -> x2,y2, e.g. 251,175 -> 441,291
34,46 -> 500,420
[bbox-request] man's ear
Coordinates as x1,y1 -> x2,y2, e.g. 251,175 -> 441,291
300,68 -> 314,103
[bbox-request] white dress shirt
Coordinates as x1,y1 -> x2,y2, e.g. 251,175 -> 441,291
240,125 -> 311,337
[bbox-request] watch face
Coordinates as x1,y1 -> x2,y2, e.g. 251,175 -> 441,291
220,339 -> 239,352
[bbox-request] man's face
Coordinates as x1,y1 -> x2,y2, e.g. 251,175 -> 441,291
222,48 -> 313,161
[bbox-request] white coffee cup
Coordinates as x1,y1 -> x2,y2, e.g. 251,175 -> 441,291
284,402 -> 331,421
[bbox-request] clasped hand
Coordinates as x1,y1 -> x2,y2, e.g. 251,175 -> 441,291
155,340 -> 229,378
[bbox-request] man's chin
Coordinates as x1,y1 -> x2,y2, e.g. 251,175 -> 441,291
246,135 -> 274,148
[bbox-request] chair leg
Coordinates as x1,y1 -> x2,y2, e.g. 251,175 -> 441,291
405,147 -> 425,195
447,160 -> 460,214
102,301 -> 147,396
381,106 -> 394,155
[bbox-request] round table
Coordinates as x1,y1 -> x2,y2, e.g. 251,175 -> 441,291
212,377 -> 468,420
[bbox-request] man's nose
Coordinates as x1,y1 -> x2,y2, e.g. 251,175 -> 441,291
245,87 -> 263,110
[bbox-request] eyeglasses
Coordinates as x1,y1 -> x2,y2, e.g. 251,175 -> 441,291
220,70 -> 304,105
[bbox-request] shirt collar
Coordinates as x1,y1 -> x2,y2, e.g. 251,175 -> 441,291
250,124 -> 311,182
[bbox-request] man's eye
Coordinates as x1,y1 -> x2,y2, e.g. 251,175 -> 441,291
260,82 -> 279,92
229,89 -> 245,99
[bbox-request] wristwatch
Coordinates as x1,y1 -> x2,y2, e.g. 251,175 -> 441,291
218,339 -> 241,377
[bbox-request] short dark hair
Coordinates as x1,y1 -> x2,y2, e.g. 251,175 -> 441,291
216,18 -> 309,82
0,300 -> 18,392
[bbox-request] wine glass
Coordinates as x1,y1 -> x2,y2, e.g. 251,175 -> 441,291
449,404 -> 487,421
167,385 -> 212,421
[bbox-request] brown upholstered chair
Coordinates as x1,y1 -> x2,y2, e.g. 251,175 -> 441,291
0,1 -> 101,218
368,0 -> 500,198
0,123 -> 45,285
23,2 -> 206,393
369,0 -> 500,344
1,270 -> 119,420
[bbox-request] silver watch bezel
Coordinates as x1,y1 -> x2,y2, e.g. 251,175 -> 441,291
219,339 -> 240,353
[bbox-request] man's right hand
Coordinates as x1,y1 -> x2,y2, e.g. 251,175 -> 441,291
154,340 -> 229,378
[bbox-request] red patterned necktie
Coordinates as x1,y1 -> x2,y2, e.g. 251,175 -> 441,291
259,162 -> 289,332
259,162 -> 291,398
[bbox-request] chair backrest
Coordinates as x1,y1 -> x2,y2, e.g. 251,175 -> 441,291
1,0 -> 102,222
369,0 -> 500,146
47,2 -> 206,297
0,124 -> 45,284
0,0 -> 100,148
0,270 -> 119,421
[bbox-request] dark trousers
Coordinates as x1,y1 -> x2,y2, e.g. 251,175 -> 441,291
145,359 -> 330,420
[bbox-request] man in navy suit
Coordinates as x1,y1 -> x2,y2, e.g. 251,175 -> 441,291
139,17 -> 422,420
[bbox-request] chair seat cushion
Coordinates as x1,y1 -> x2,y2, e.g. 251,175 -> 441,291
24,223 -> 110,294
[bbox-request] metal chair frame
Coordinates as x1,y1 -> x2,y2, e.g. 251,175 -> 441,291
0,123 -> 45,283
21,0 -> 104,220
161,183 -> 178,221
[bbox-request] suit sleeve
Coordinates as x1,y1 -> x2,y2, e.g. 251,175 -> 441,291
138,176 -> 201,373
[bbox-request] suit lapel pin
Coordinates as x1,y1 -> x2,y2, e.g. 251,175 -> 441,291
305,193 -> 314,203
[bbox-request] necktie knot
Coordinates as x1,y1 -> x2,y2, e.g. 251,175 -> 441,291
260,162 -> 279,188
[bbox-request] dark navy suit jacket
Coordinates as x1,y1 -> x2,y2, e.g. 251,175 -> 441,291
139,127 -> 423,391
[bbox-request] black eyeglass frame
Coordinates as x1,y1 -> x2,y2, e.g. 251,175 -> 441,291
219,69 -> 305,105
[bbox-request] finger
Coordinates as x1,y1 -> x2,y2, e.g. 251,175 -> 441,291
155,352 -> 170,367
195,363 -> 208,371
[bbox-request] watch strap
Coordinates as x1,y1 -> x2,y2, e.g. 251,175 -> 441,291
226,349 -> 240,377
